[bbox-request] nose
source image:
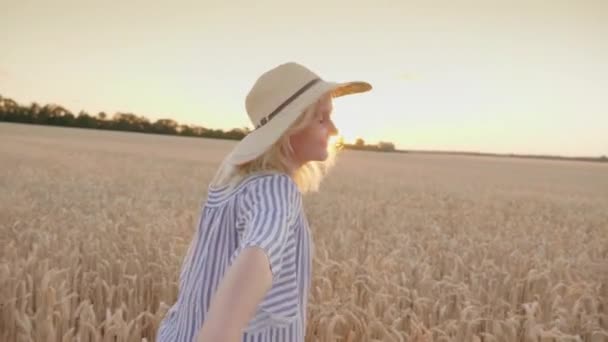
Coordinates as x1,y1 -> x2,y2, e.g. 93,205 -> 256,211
328,121 -> 339,137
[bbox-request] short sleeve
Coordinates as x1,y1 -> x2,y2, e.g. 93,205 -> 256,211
238,174 -> 301,281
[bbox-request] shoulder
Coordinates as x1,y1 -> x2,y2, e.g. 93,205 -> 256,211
244,172 -> 301,199
241,172 -> 302,212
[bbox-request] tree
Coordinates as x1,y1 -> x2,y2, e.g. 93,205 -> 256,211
224,128 -> 247,140
29,102 -> 41,117
178,124 -> 195,136
355,137 -> 365,148
240,126 -> 251,135
74,110 -> 95,128
112,112 -> 149,132
377,141 -> 396,152
151,119 -> 178,135
1,97 -> 19,117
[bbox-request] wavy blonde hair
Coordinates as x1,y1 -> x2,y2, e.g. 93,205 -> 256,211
209,93 -> 339,194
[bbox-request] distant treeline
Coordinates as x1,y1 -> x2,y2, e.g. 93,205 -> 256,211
1,94 -> 605,162
0,94 -> 395,151
0,94 -> 249,140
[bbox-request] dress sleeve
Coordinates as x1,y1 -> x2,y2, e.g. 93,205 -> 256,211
238,174 -> 301,281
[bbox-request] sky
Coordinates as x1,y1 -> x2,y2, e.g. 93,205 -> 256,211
1,0 -> 607,157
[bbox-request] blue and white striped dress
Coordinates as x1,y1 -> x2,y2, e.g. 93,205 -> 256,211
157,172 -> 313,342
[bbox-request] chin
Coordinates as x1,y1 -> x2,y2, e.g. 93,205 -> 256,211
301,149 -> 329,163
316,151 -> 329,162
304,155 -> 326,163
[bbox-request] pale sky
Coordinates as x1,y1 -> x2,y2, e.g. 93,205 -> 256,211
2,0 -> 607,157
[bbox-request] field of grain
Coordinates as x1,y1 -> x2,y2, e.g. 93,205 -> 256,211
1,123 -> 607,342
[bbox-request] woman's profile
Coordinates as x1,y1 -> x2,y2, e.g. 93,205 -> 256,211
156,62 -> 372,341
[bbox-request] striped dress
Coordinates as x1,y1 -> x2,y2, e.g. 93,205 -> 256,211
157,172 -> 313,342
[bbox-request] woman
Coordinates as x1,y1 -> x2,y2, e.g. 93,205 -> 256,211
156,62 -> 372,341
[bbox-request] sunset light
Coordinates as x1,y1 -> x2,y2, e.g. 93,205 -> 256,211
1,1 -> 606,157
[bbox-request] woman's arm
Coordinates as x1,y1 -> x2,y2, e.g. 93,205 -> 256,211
195,246 -> 272,342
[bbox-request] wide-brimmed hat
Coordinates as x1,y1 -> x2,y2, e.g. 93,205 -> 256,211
225,61 -> 372,165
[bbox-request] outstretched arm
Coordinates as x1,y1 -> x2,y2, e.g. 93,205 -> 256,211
195,246 -> 272,342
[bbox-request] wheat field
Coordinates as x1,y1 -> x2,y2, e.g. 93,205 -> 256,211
1,123 -> 607,342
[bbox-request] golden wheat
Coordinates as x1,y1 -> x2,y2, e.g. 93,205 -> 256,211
1,123 -> 607,341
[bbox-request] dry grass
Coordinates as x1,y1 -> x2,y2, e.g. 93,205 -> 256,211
1,123 -> 607,342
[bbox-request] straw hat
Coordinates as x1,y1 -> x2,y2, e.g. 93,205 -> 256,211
225,61 -> 372,166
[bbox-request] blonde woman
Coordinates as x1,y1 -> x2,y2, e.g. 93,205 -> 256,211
156,62 -> 372,342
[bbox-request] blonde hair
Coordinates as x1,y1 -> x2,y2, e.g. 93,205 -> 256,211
209,93 -> 339,194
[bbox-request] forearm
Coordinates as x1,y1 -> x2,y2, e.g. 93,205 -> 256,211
195,247 -> 273,342
196,323 -> 240,342
196,315 -> 242,342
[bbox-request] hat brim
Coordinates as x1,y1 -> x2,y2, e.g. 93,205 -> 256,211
225,79 -> 372,166
330,81 -> 373,98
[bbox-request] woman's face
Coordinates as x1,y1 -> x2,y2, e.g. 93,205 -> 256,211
289,95 -> 338,165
